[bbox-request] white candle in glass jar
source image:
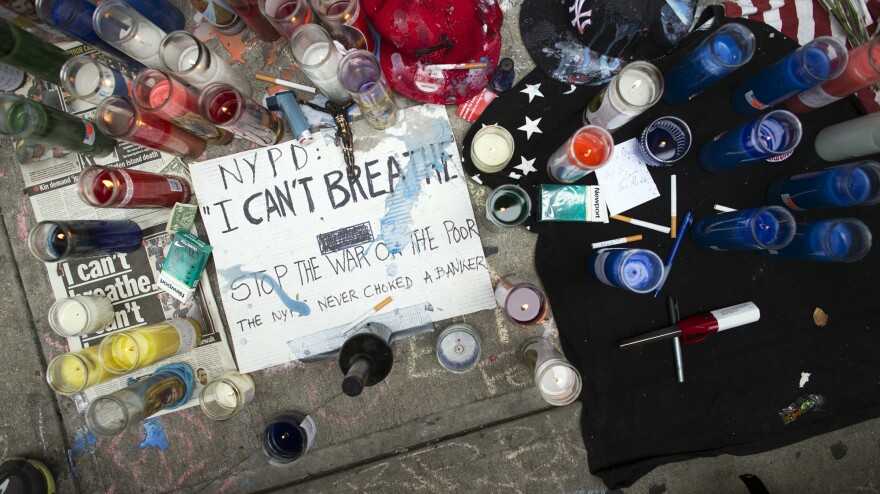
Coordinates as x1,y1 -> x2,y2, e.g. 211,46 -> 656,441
212,381 -> 239,409
300,42 -> 349,102
123,24 -> 165,66
48,295 -> 115,337
177,46 -> 201,72
618,68 -> 657,107
470,125 -> 514,173
538,363 -> 578,399
73,63 -> 101,97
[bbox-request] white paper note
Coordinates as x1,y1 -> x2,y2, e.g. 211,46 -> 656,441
594,138 -> 660,216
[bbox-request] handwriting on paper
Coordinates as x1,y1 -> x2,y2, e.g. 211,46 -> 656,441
594,138 -> 660,216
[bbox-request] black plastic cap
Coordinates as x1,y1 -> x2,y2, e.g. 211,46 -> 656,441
342,375 -> 365,397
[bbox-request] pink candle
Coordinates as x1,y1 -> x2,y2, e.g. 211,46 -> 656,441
494,276 -> 548,327
96,96 -> 206,159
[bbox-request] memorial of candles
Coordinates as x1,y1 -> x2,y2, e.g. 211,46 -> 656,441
547,125 -> 614,183
730,36 -> 848,116
199,370 -> 256,420
583,61 -> 663,131
769,161 -> 880,210
27,220 -> 143,263
159,31 -> 253,96
188,0 -> 244,34
93,0 -> 168,68
662,23 -> 755,106
289,24 -> 352,103
0,94 -> 117,157
225,0 -> 280,41
698,110 -> 802,173
199,82 -> 284,145
759,218 -> 872,263
470,125 -> 514,173
589,248 -> 665,294
338,323 -> 393,397
263,413 -> 315,465
48,295 -> 115,337
96,96 -> 207,159
690,206 -> 797,252
338,50 -> 398,129
520,336 -> 582,407
485,184 -> 531,228
814,112 -> 880,161
46,346 -> 115,395
436,324 -> 482,374
132,69 -> 233,144
85,364 -> 194,437
494,276 -> 549,327
97,318 -> 202,374
638,117 -> 692,167
0,19 -> 69,84
311,0 -> 372,51
78,165 -> 192,209
60,56 -> 130,104
258,0 -> 312,39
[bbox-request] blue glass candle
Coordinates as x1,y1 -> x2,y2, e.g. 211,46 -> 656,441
27,220 -> 143,263
759,219 -> 872,262
35,0 -> 130,61
698,110 -> 802,173
691,206 -> 796,251
767,161 -> 880,210
124,0 -> 185,32
730,36 -> 848,116
262,413 -> 313,465
588,248 -> 665,294
638,116 -> 692,166
662,23 -> 755,106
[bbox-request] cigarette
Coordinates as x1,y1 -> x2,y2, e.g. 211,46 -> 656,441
670,175 -> 677,238
714,204 -> 737,212
611,215 -> 671,234
424,62 -> 489,71
255,74 -> 317,93
341,296 -> 393,336
591,234 -> 643,249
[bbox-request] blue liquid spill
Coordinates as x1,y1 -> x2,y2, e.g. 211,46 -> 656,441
139,418 -> 169,451
219,264 -> 310,316
71,427 -> 97,456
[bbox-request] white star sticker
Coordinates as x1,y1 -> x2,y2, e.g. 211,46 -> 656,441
563,84 -> 577,94
514,156 -> 537,175
520,83 -> 544,103
518,116 -> 542,140
508,172 -> 522,179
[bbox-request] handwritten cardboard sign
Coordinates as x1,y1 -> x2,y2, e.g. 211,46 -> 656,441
189,105 -> 496,373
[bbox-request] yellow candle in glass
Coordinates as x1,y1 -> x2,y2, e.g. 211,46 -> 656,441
47,346 -> 115,395
98,318 -> 202,374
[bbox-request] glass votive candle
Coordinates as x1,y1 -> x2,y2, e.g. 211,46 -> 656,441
289,24 -> 351,104
690,206 -> 797,251
199,370 -> 255,420
470,125 -> 514,174
520,336 -> 582,406
661,23 -> 756,106
311,0 -> 373,51
588,248 -> 665,294
547,125 -> 614,184
258,0 -> 312,39
494,275 -> 549,327
78,165 -> 192,209
637,116 -> 692,167
199,82 -> 284,145
159,31 -> 252,96
485,184 -> 531,228
225,0 -> 281,41
263,413 -> 316,466
96,96 -> 206,159
60,55 -> 131,105
731,36 -> 848,116
338,49 -> 398,129
583,61 -> 663,131
93,0 -> 168,69
46,346 -> 115,395
759,218 -> 872,262
48,295 -> 115,337
36,0 -> 128,64
698,110 -> 802,173
28,220 -> 143,263
123,0 -> 185,32
767,161 -> 880,210
435,323 -> 482,374
97,318 -> 202,374
131,69 -> 233,145
0,16 -> 70,85
188,0 -> 244,35
814,112 -> 880,162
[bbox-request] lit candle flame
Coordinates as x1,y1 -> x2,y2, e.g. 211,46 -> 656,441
56,233 -> 65,241
281,432 -> 289,440
521,304 -> 529,311
632,79 -> 642,90
101,179 -> 114,189
499,207 -> 506,212
659,140 -> 667,148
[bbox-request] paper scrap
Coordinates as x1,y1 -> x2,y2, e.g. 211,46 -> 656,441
799,372 -> 811,388
594,138 -> 660,216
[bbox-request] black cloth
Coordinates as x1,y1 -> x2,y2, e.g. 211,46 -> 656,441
461,13 -> 880,489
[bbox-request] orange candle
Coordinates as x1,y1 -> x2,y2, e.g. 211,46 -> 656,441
547,126 -> 614,183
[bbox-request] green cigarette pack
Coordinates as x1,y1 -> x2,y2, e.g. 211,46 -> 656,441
158,231 -> 212,303
538,184 -> 608,223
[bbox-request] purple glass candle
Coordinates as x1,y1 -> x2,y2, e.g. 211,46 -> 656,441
698,110 -> 802,173
759,218 -> 872,262
730,36 -> 848,116
494,276 -> 548,327
690,206 -> 796,251
767,161 -> 880,210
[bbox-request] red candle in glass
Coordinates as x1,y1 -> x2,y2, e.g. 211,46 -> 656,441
494,276 -> 549,327
198,82 -> 284,145
96,96 -> 207,159
314,0 -> 373,51
131,69 -> 234,145
78,165 -> 192,208
786,37 -> 880,113
225,0 -> 281,41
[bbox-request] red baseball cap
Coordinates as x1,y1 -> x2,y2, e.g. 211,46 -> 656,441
362,0 -> 503,105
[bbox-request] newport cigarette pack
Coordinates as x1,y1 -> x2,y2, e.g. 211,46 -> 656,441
158,231 -> 212,303
538,184 -> 608,223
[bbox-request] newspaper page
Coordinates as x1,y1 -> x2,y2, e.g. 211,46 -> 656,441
18,43 -> 238,413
